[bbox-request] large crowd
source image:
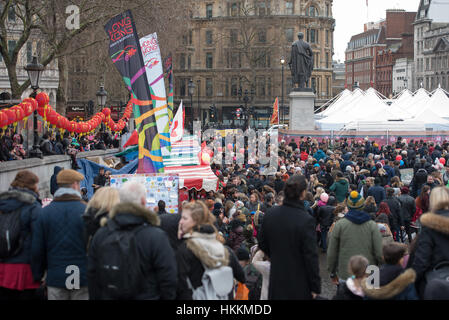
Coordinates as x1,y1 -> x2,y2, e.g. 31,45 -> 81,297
1,134 -> 449,300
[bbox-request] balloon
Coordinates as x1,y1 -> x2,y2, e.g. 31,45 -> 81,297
201,152 -> 211,165
396,155 -> 402,161
227,143 -> 233,151
440,158 -> 446,165
400,160 -> 404,167
217,146 -> 223,152
35,92 -> 50,107
0,111 -> 7,127
239,148 -> 245,154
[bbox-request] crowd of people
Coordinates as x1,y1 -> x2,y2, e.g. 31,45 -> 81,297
1,134 -> 449,300
0,127 -> 121,167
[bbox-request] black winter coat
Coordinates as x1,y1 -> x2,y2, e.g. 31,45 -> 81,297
258,200 -> 321,299
383,196 -> 404,231
159,213 -> 182,252
176,225 -> 245,300
412,210 -> 449,296
333,281 -> 364,300
317,205 -> 336,228
397,194 -> 416,222
87,202 -> 177,300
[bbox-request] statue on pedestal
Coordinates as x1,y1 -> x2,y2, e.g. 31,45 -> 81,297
288,32 -> 314,90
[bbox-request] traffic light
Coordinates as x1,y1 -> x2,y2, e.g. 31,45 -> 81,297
236,108 -> 242,119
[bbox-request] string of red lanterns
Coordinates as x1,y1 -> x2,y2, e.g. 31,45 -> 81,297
0,92 -> 133,136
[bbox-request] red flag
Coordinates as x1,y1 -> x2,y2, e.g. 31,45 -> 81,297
270,98 -> 279,126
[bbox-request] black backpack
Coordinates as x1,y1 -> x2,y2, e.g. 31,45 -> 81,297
95,220 -> 147,299
0,208 -> 23,261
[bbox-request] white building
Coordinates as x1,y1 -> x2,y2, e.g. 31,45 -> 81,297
0,4 -> 58,106
413,0 -> 449,91
393,58 -> 414,94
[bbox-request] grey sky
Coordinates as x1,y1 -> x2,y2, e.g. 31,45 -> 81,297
333,0 -> 420,62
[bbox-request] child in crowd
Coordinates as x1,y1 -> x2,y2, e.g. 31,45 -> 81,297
333,255 -> 369,300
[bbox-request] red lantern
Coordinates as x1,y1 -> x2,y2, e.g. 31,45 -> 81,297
22,98 -> 38,112
11,106 -> 24,122
35,92 -> 50,107
0,111 -> 7,128
4,109 -> 16,125
20,102 -> 33,117
47,110 -> 58,125
102,108 -> 111,118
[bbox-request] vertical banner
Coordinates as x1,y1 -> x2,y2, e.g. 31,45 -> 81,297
105,10 -> 164,173
270,97 -> 279,125
164,53 -> 174,126
140,33 -> 171,155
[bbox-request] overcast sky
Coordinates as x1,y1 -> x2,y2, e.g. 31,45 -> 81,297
333,0 -> 420,62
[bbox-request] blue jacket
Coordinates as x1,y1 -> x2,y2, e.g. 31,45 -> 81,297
0,188 -> 42,264
31,192 -> 87,288
313,149 -> 326,162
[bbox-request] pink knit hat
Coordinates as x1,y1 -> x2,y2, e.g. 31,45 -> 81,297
320,193 -> 329,203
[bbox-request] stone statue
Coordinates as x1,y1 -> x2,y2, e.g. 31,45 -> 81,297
288,32 -> 314,89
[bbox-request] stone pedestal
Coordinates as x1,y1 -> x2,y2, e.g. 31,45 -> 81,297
289,90 -> 315,130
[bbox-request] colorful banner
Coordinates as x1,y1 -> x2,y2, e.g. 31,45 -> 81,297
170,100 -> 184,143
105,10 -> 164,173
140,33 -> 171,155
270,97 -> 279,125
164,53 -> 174,126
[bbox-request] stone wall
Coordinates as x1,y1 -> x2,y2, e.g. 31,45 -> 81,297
0,149 -> 119,199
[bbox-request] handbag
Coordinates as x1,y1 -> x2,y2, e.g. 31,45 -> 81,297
425,261 -> 449,283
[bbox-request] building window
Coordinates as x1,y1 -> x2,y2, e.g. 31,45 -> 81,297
180,53 -> 186,70
206,4 -> 213,18
188,55 -> 191,69
230,2 -> 239,16
306,5 -> 318,17
206,30 -> 213,45
311,77 -> 316,93
326,30 -> 329,46
8,5 -> 15,22
206,53 -> 213,69
179,79 -> 187,96
285,28 -> 294,43
231,77 -> 238,96
257,77 -> 266,96
258,29 -> 267,43
27,42 -> 33,64
257,1 -> 270,16
326,3 -> 330,17
308,29 -> 318,43
230,29 -> 238,45
8,40 -> 16,58
206,78 -> 213,97
286,1 -> 293,14
326,52 -> 329,68
267,77 -> 272,97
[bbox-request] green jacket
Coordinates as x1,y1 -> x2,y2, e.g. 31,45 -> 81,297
327,211 -> 383,280
330,178 -> 349,203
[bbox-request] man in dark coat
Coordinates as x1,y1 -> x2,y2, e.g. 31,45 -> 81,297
31,169 -> 88,300
87,181 -> 177,300
367,177 -> 386,206
397,186 -> 416,244
383,188 -> 404,242
258,175 -> 321,299
159,212 -> 182,252
50,166 -> 63,196
288,32 -> 313,89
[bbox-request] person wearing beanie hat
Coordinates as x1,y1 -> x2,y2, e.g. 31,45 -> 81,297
236,247 -> 263,300
31,168 -> 89,300
327,190 -> 383,281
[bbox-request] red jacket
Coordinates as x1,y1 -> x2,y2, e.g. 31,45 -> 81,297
300,152 -> 309,161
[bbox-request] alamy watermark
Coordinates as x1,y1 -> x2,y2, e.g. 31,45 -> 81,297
65,265 -> 80,290
65,5 -> 80,30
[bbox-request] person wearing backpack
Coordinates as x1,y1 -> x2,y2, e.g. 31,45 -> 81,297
176,201 -> 245,300
236,247 -> 262,300
0,170 -> 42,300
87,181 -> 177,300
31,169 -> 88,300
412,187 -> 449,299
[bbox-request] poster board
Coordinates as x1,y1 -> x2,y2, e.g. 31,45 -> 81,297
400,168 -> 414,186
110,174 -> 179,213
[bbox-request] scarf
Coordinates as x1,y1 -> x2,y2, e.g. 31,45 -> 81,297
54,187 -> 81,199
184,231 -> 229,268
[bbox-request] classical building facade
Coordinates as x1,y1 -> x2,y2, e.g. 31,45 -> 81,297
173,0 -> 335,128
0,5 -> 58,107
413,0 -> 449,91
332,60 -> 345,96
392,57 -> 414,94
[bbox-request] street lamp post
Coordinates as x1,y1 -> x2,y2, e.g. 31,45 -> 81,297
281,57 -> 285,124
96,85 -> 108,132
25,56 -> 44,159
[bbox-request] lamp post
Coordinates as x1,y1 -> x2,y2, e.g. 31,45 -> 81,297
197,79 -> 201,123
281,57 -> 285,124
24,56 -> 44,159
188,79 -> 195,123
96,85 -> 108,132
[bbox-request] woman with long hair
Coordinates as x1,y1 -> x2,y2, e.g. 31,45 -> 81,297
176,201 -> 245,300
82,186 -> 120,249
362,196 -> 378,220
0,170 -> 42,300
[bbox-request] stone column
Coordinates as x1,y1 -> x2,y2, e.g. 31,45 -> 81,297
288,89 -> 316,130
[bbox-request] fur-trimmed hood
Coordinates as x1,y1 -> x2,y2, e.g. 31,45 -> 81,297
108,202 -> 160,227
362,269 -> 416,300
185,225 -> 229,269
0,189 -> 37,204
420,212 -> 449,235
